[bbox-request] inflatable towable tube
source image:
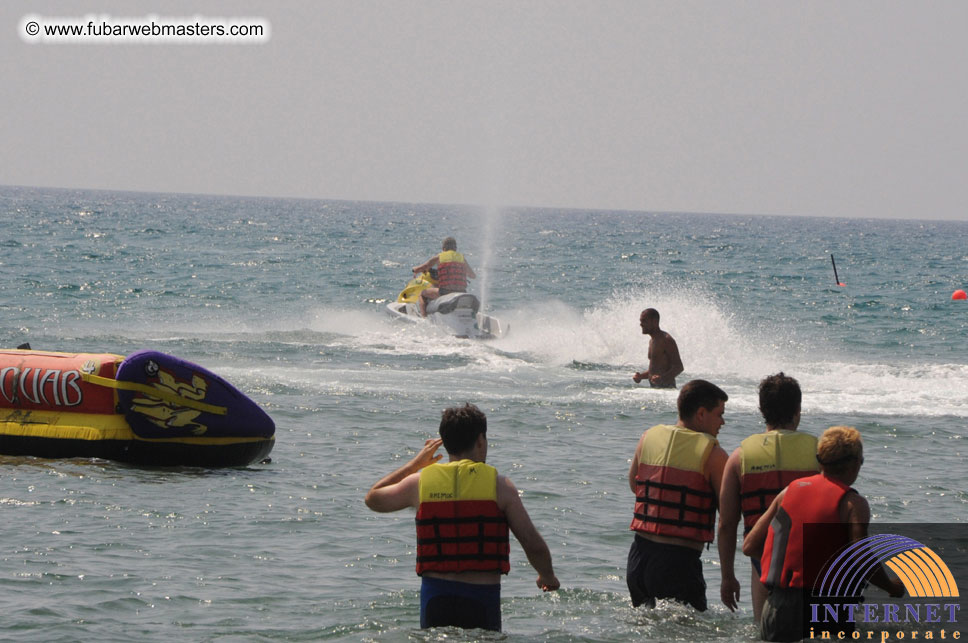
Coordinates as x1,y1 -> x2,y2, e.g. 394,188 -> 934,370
0,349 -> 274,467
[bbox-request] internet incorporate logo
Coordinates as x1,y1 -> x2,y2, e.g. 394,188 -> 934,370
816,534 -> 960,599
808,532 -> 962,641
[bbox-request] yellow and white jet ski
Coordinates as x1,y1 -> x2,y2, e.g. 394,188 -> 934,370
385,271 -> 508,340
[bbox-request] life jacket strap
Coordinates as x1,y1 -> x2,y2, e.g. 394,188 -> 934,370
631,512 -> 713,532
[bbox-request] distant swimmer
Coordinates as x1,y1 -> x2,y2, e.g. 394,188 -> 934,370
743,426 -> 904,641
717,373 -> 818,621
412,236 -> 477,317
364,403 -> 559,632
632,308 -> 683,389
627,379 -> 729,611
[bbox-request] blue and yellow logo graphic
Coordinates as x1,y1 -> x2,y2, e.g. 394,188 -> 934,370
815,534 -> 960,599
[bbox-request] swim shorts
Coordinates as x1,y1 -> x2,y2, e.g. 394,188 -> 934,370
420,576 -> 501,631
760,587 -> 804,642
761,589 -> 857,642
626,534 -> 707,611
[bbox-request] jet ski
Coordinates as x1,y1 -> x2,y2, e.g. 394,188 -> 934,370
385,271 -> 508,340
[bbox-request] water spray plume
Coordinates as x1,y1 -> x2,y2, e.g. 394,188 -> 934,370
477,206 -> 501,312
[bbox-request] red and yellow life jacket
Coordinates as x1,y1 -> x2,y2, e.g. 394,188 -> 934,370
759,473 -> 852,589
630,424 -> 717,543
436,250 -> 468,292
739,430 -> 819,535
415,460 -> 510,575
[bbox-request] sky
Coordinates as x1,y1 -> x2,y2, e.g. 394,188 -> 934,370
3,1 -> 966,220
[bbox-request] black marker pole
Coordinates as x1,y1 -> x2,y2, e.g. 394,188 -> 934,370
831,254 -> 845,287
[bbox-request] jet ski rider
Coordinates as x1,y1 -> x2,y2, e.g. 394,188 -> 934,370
412,237 -> 477,317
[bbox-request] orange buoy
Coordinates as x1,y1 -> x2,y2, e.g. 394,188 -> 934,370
953,290 -> 967,300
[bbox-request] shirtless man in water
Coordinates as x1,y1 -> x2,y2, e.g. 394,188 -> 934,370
632,308 -> 684,389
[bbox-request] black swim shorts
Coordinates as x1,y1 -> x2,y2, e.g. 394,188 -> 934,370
761,588 -> 857,642
626,534 -> 708,611
420,576 -> 501,631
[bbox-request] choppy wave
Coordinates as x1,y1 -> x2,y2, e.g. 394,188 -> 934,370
232,287 -> 968,419
39,282 -> 968,418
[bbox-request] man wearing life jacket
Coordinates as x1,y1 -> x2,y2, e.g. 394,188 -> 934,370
412,237 -> 477,317
743,426 -> 904,642
718,373 -> 818,621
364,403 -> 559,631
627,379 -> 730,611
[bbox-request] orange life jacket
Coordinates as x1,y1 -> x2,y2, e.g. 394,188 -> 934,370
739,430 -> 819,534
630,425 -> 717,543
760,473 -> 852,589
436,251 -> 468,292
415,460 -> 510,575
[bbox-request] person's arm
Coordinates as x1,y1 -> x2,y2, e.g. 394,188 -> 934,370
464,262 -> 476,280
743,489 -> 784,558
634,338 -> 653,383
364,438 -> 443,512
842,492 -> 905,597
412,256 -> 439,275
717,449 -> 743,611
706,445 -> 728,505
497,476 -> 559,591
628,432 -> 646,493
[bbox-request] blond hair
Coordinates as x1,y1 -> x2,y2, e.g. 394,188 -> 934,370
817,426 -> 863,474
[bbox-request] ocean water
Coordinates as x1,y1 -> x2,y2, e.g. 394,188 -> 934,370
0,185 -> 966,642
